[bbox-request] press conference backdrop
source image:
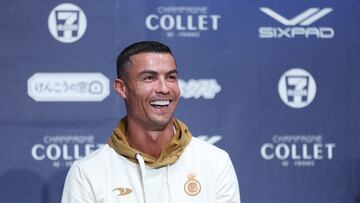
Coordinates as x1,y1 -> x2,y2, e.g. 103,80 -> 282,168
0,0 -> 359,202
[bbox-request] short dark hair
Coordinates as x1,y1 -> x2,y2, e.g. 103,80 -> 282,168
116,41 -> 173,79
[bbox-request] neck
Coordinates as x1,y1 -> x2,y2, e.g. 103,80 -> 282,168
125,117 -> 174,158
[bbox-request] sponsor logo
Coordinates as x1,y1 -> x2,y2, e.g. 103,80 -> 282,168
31,134 -> 103,168
184,173 -> 201,196
28,73 -> 110,102
179,79 -> 221,99
197,135 -> 222,145
259,7 -> 334,38
145,6 -> 221,38
260,134 -> 335,167
112,187 -> 132,196
278,68 -> 316,108
31,134 -> 217,168
48,3 -> 87,43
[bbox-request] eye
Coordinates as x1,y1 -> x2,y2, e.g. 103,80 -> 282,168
167,74 -> 178,81
143,74 -> 155,81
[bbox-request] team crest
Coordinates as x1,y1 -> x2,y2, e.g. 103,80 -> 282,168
184,173 -> 201,196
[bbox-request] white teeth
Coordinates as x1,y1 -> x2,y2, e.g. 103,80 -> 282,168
150,100 -> 170,106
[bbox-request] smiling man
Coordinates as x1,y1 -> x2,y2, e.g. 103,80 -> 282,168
61,41 -> 240,203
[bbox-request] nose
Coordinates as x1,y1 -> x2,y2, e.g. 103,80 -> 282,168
156,77 -> 170,95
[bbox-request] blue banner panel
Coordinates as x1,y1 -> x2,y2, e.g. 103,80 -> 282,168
0,0 -> 359,203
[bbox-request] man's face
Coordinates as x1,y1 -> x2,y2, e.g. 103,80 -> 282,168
115,52 -> 180,130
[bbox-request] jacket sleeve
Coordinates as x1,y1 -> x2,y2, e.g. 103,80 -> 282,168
215,153 -> 241,203
61,163 -> 97,203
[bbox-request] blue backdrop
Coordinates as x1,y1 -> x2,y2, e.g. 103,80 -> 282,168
0,0 -> 359,203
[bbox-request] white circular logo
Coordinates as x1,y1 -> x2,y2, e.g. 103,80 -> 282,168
48,3 -> 87,43
278,68 -> 316,108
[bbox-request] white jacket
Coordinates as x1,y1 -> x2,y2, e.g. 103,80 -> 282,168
61,137 -> 241,203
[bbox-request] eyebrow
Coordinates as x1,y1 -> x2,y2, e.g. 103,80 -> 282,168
138,69 -> 179,76
167,69 -> 179,76
139,70 -> 158,76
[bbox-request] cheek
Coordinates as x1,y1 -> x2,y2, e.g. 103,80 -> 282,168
134,86 -> 153,100
126,87 -> 143,104
172,84 -> 180,96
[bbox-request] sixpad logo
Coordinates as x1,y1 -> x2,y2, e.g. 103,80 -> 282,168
48,3 -> 87,43
259,7 -> 334,39
145,6 -> 221,38
278,68 -> 316,108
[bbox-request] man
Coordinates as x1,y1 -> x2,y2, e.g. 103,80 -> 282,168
61,41 -> 240,203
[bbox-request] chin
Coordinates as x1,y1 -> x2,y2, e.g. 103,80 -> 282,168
150,117 -> 173,129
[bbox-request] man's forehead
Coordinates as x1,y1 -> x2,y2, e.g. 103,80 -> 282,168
129,52 -> 174,61
128,52 -> 176,70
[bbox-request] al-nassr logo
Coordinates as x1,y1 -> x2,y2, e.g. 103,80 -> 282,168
184,173 -> 201,196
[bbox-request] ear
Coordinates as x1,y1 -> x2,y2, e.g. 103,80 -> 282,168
113,79 -> 127,99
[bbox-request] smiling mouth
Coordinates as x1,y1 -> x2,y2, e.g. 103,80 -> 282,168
150,100 -> 171,108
